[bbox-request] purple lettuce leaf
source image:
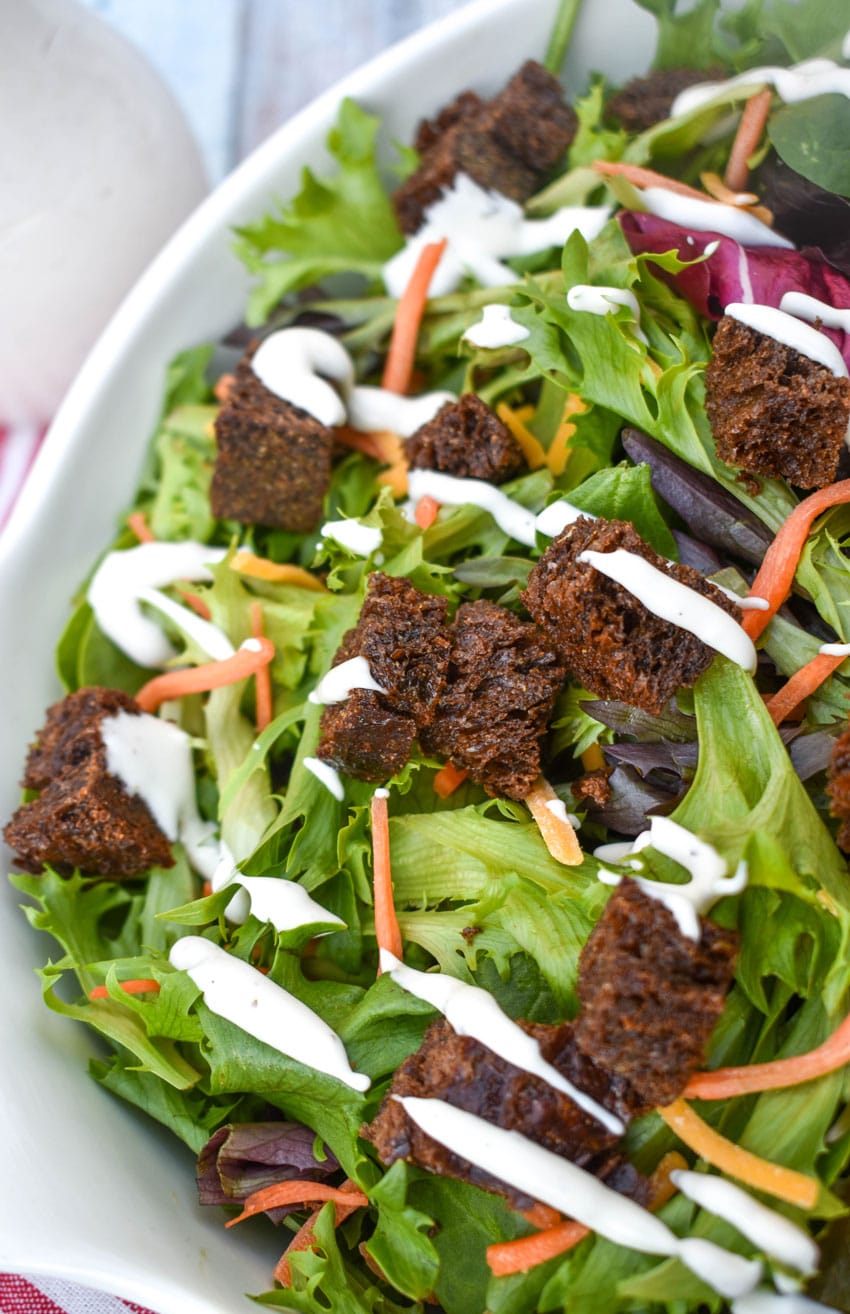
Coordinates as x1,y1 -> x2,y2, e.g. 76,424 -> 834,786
789,729 -> 839,782
603,740 -> 698,775
621,427 -> 772,567
197,1120 -> 340,1220
620,211 -> 850,370
581,697 -> 696,744
584,764 -> 680,836
671,529 -> 724,575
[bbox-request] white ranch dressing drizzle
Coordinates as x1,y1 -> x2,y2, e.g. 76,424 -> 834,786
251,327 -> 354,426
713,583 -> 770,611
566,285 -> 648,344
347,385 -> 455,437
136,587 -> 234,661
169,936 -> 370,1091
87,541 -> 228,668
780,291 -> 850,335
578,547 -> 758,672
463,303 -> 530,349
819,642 -> 850,657
397,1097 -> 762,1299
640,188 -> 794,250
230,876 -> 345,934
727,303 -> 848,378
380,950 -> 623,1134
670,1170 -> 818,1276
598,816 -> 749,941
374,787 -> 390,799
672,58 -> 850,119
407,468 -> 537,546
545,796 -> 581,829
733,1292 -> 840,1314
303,756 -> 345,801
100,710 -> 220,879
534,497 -> 591,538
320,517 -> 383,556
308,655 -> 386,706
383,173 -> 611,297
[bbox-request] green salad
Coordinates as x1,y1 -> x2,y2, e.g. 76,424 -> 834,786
9,1 -> 850,1310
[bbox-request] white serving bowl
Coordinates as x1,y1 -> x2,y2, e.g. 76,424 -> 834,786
0,2 -> 654,1309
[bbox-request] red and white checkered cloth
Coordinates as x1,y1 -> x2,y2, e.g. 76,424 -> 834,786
1,426 -> 155,1313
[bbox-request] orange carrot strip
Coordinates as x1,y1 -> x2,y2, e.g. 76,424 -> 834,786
433,761 -> 470,798
127,510 -> 156,543
700,172 -> 760,207
89,978 -> 160,1000
488,1221 -> 590,1277
230,550 -> 328,592
592,160 -> 707,201
273,1183 -> 366,1285
335,426 -> 409,497
226,1180 -> 368,1229
214,373 -> 235,403
496,402 -> 548,470
764,650 -> 847,726
524,775 -> 583,866
744,481 -> 850,641
135,636 -> 275,714
382,239 -> 448,395
250,601 -> 273,733
580,743 -> 605,772
521,1202 -> 562,1230
175,585 -> 213,620
647,1151 -> 688,1210
415,495 -> 441,530
658,1099 -> 819,1209
371,791 -> 402,963
685,1011 -> 850,1101
725,88 -> 773,193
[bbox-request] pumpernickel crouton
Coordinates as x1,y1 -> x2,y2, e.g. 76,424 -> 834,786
705,314 -> 850,490
405,394 -> 527,484
211,355 -> 333,532
574,880 -> 738,1108
316,574 -> 451,781
606,66 -> 725,135
393,61 -> 577,234
4,687 -> 174,877
419,600 -> 566,799
521,516 -> 740,714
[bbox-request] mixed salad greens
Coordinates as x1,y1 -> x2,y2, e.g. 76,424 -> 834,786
11,0 -> 850,1309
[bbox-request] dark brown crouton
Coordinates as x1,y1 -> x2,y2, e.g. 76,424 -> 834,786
827,726 -> 850,852
4,688 -> 174,877
606,66 -> 725,135
316,574 -> 452,781
419,600 -> 566,799
393,60 -> 577,234
521,516 -> 739,715
705,315 -> 850,490
362,1017 -> 649,1209
316,690 -> 416,783
211,356 -> 333,532
405,394 -> 527,484
574,880 -> 738,1108
572,767 -> 613,808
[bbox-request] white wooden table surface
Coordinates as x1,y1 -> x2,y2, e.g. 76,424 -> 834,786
79,0 -> 473,183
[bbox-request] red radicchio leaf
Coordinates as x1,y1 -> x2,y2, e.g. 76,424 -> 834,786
619,211 -> 850,370
197,1121 -> 340,1221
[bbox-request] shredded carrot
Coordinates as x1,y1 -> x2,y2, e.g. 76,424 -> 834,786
175,585 -> 213,620
647,1151 -> 688,1210
214,373 -> 235,403
487,1221 -> 589,1277
415,494 -> 441,531
700,172 -> 759,207
496,402 -> 548,470
743,481 -> 850,641
135,635 -> 275,714
685,1011 -> 850,1101
89,978 -> 160,1000
371,791 -> 402,963
657,1099 -> 819,1209
433,761 -> 471,798
382,238 -> 448,395
230,550 -> 328,592
226,1179 -> 368,1230
250,601 -> 273,733
580,743 -> 605,773
546,394 -> 584,477
725,88 -> 773,194
764,650 -> 847,726
524,775 -> 583,866
127,510 -> 156,543
521,1202 -> 562,1229
273,1182 -> 366,1285
592,160 -> 707,201
334,426 -> 409,497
